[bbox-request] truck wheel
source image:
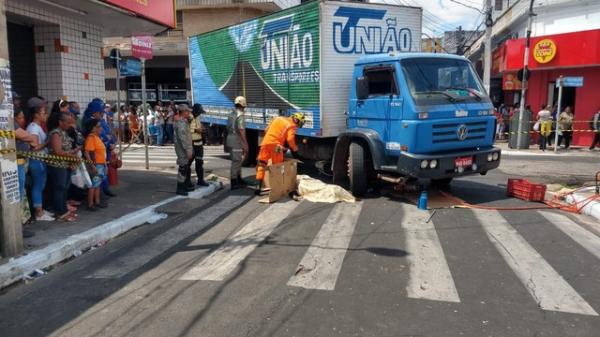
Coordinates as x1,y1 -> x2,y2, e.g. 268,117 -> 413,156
349,142 -> 368,196
432,178 -> 453,190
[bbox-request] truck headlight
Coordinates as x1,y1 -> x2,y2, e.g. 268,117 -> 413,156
492,152 -> 499,161
420,160 -> 429,169
418,112 -> 428,119
487,153 -> 493,162
429,159 -> 438,169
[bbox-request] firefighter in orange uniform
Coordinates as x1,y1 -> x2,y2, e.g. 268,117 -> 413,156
255,113 -> 305,192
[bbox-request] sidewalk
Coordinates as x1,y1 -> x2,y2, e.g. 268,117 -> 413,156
0,169 -> 223,289
496,141 -> 600,157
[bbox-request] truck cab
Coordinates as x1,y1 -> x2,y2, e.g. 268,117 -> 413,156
332,53 -> 501,195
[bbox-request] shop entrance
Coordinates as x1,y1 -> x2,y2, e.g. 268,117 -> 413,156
550,82 -> 577,113
7,21 -> 37,99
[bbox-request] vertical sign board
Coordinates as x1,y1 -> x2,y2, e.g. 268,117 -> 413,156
0,59 -> 19,204
131,36 -> 153,61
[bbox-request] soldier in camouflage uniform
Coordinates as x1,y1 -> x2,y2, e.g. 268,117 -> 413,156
174,104 -> 194,196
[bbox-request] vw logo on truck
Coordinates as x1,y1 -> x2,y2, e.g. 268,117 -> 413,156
457,124 -> 469,141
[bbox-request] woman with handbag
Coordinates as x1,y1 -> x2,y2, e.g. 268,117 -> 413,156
84,119 -> 108,211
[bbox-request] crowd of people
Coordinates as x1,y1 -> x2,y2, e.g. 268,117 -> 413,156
13,96 -> 120,238
494,103 -> 600,151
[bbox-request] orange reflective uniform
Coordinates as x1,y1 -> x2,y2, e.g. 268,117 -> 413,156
256,117 -> 298,181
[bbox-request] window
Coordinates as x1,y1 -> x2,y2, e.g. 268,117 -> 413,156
364,67 -> 398,97
176,10 -> 183,29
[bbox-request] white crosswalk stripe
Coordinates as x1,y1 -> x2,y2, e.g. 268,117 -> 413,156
87,195 -> 250,279
402,204 -> 460,303
539,211 -> 600,260
474,209 -> 598,316
179,200 -> 301,281
287,202 -> 363,290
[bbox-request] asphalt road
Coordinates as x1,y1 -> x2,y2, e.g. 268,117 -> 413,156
1,149 -> 600,337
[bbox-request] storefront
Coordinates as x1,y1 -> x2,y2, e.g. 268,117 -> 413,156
492,29 -> 600,146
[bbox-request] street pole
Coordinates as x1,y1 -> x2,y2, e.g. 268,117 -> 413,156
554,76 -> 563,153
115,51 -> 122,160
0,0 -> 23,257
483,0 -> 492,93
141,58 -> 149,170
516,0 -> 536,150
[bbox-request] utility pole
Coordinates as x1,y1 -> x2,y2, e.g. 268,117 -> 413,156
456,26 -> 464,55
0,0 -> 23,257
483,0 -> 493,93
516,0 -> 536,150
141,59 -> 149,170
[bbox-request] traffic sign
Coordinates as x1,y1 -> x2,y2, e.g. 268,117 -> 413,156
119,59 -> 142,77
556,76 -> 584,87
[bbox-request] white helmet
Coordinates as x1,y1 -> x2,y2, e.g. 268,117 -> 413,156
234,96 -> 247,108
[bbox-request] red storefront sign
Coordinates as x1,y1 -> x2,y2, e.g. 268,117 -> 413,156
102,0 -> 176,28
496,29 -> 600,71
132,35 -> 153,60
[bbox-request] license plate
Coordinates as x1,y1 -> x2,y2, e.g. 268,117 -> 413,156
455,156 -> 473,168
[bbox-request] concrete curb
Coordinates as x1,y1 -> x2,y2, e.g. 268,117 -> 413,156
0,182 -> 223,289
565,188 -> 600,222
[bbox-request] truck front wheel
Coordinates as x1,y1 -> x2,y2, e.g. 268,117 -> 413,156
349,142 -> 368,196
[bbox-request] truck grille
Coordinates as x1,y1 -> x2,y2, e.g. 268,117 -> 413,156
431,121 -> 487,144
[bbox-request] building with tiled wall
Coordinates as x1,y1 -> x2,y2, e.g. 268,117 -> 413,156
3,0 -> 169,106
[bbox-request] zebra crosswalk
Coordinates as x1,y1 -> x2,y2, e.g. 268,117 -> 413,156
87,196 -> 600,317
120,145 -> 226,168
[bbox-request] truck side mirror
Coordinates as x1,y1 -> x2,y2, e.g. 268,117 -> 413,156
356,76 -> 369,100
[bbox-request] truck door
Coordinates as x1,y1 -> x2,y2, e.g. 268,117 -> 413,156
351,64 -> 402,147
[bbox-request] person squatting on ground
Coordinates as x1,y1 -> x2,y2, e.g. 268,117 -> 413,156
174,104 -> 194,196
190,104 -> 208,186
226,96 -> 249,190
84,119 -> 107,211
255,112 -> 305,193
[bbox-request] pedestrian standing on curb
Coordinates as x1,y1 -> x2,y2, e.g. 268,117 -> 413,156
165,105 -> 175,144
495,107 -> 504,140
174,104 -> 194,196
26,98 -> 54,221
557,106 -> 574,149
190,104 -> 208,186
84,119 -> 107,211
226,96 -> 249,190
48,112 -> 78,222
154,104 -> 165,146
14,108 -> 39,235
537,104 -> 553,151
589,108 -> 600,150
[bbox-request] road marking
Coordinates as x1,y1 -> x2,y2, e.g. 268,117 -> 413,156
539,211 -> 600,260
287,202 -> 363,290
474,209 -> 598,316
86,195 -> 249,279
401,204 -> 460,303
179,200 -> 300,281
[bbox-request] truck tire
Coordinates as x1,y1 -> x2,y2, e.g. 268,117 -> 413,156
432,178 -> 453,190
349,142 -> 368,196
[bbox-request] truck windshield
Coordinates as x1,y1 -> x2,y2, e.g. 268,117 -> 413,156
401,58 -> 488,105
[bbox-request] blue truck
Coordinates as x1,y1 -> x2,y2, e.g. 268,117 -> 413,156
188,1 -> 500,195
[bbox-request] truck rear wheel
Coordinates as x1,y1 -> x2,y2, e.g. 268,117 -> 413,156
349,142 -> 368,196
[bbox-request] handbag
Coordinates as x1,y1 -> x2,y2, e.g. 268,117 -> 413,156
71,163 -> 92,189
533,121 -> 540,132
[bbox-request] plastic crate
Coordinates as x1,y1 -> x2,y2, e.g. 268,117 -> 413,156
507,178 -> 546,202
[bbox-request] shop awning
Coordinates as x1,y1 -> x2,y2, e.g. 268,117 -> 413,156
14,0 -> 175,36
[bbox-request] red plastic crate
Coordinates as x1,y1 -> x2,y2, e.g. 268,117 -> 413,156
507,178 -> 546,202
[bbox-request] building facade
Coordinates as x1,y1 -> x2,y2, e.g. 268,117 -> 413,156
103,0 -> 300,105
3,0 -> 170,105
466,0 -> 600,146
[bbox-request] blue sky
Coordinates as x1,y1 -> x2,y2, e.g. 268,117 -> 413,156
373,0 -> 486,37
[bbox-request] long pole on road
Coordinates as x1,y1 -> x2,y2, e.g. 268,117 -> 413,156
516,0 -> 536,150
115,51 -> 122,160
554,76 -> 563,153
141,58 -> 149,170
483,0 -> 492,93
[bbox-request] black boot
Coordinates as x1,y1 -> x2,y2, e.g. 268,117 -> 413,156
184,166 -> 195,191
176,182 -> 189,196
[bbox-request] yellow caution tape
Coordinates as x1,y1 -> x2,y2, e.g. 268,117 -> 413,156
0,130 -> 15,139
501,129 -> 599,135
0,148 -> 16,154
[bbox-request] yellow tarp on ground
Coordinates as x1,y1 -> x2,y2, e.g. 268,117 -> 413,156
296,175 -> 355,203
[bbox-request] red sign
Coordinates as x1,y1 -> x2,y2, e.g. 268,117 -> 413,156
102,0 -> 175,28
502,73 -> 522,91
499,29 -> 600,72
131,35 -> 153,60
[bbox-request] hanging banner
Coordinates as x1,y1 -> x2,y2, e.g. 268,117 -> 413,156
119,59 -> 142,77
